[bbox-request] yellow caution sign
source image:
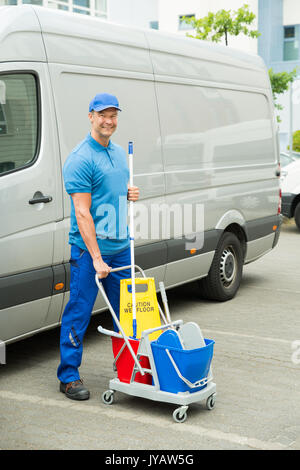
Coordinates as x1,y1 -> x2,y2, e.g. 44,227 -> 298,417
119,277 -> 162,341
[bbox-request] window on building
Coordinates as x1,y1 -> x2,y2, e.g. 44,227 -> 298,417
149,21 -> 159,30
0,0 -> 17,4
284,25 -> 299,61
22,0 -> 43,4
73,0 -> 90,15
178,14 -> 195,31
0,0 -> 107,17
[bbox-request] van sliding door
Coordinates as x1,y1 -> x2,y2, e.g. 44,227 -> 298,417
47,63 -> 167,309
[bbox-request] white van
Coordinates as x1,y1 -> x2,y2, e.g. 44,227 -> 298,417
281,159 -> 300,230
0,5 -> 281,344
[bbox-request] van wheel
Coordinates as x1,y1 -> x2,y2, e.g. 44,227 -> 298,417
198,232 -> 243,301
294,202 -> 300,231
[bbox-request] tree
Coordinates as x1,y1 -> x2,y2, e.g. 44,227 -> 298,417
268,68 -> 298,123
183,3 -> 260,46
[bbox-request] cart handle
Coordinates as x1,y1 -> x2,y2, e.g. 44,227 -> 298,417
165,348 -> 213,389
97,326 -> 123,338
97,264 -> 146,278
95,274 -> 145,376
141,320 -> 183,338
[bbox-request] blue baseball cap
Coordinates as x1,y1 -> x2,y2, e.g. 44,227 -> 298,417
89,93 -> 122,112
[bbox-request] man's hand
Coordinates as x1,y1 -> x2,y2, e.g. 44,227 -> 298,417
127,185 -> 139,202
93,257 -> 112,279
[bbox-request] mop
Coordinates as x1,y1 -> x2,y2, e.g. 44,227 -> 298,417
128,141 -> 137,339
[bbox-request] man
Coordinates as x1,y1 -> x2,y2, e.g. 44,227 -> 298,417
57,93 -> 139,401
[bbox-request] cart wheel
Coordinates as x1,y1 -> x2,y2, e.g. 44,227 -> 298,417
173,406 -> 188,423
206,394 -> 216,410
101,390 -> 114,405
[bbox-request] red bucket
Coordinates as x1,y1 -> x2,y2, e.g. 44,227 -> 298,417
111,336 -> 152,385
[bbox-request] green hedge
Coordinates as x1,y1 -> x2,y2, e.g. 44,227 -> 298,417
293,130 -> 300,152
287,130 -> 300,152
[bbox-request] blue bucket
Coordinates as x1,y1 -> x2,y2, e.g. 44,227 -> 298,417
151,338 -> 214,394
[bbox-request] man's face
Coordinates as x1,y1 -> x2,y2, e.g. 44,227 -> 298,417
89,107 -> 118,140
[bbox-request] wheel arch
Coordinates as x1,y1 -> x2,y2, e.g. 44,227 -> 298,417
215,211 -> 247,259
224,223 -> 247,260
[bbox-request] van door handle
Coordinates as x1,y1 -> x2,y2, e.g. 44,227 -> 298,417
29,192 -> 53,204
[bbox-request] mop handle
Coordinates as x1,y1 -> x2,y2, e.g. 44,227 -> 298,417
159,281 -> 172,324
128,141 -> 137,338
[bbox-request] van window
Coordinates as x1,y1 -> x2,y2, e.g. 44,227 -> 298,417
0,73 -> 38,175
155,82 -> 274,170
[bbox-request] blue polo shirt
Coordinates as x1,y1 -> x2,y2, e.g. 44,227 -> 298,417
63,133 -> 130,255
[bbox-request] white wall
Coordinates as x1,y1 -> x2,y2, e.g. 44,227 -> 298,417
277,79 -> 300,150
283,0 -> 300,26
107,0 -> 158,29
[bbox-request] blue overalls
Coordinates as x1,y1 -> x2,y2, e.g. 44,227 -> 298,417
57,134 -> 131,384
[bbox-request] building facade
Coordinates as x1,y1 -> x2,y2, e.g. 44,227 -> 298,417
258,0 -> 300,150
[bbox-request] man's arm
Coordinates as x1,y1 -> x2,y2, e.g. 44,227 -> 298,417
71,192 -> 111,278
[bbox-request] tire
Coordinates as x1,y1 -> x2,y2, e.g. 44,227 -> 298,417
198,232 -> 243,301
294,202 -> 300,231
173,407 -> 188,423
101,390 -> 114,405
206,394 -> 216,410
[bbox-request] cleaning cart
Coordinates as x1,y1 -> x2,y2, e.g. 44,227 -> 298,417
95,142 -> 216,423
96,267 -> 216,423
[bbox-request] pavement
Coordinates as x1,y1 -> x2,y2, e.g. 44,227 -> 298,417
0,221 -> 300,450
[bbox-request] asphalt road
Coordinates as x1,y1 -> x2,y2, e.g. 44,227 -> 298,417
1,221 -> 300,451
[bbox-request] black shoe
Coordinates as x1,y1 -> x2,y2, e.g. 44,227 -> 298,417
60,379 -> 90,401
